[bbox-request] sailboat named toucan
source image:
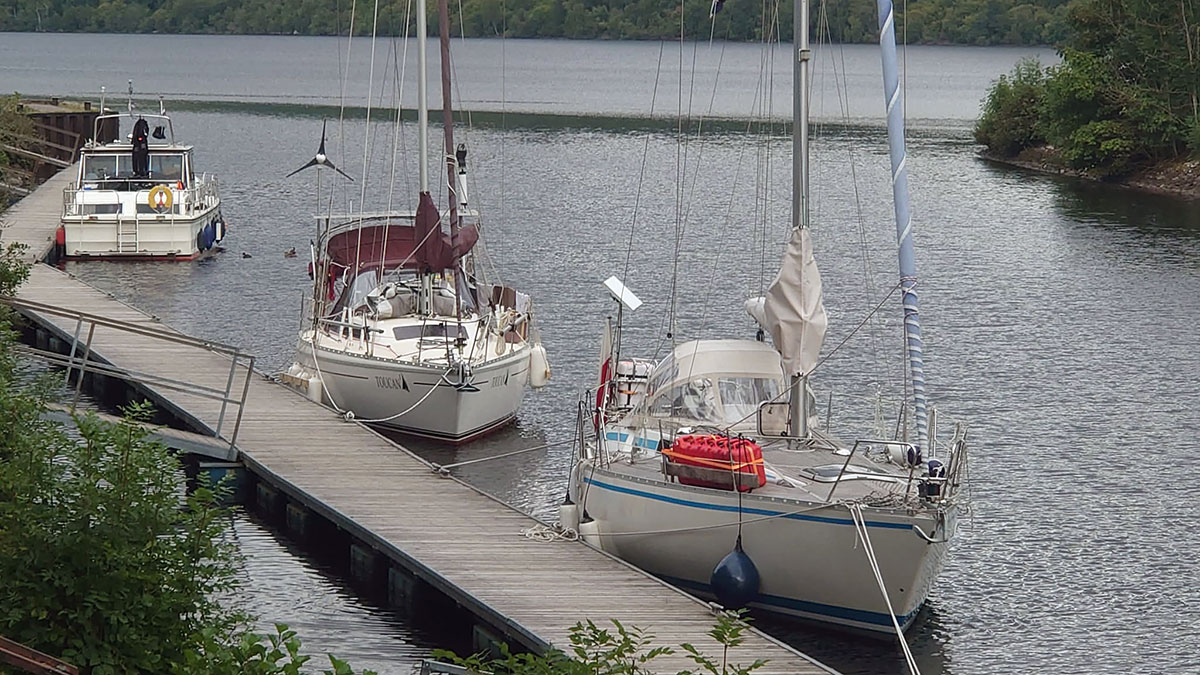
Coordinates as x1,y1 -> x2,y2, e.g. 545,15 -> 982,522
280,0 -> 549,442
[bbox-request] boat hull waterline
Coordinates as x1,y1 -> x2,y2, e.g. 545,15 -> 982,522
571,463 -> 956,633
62,208 -> 224,260
297,337 -> 531,442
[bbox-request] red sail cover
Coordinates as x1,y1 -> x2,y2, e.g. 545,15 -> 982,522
326,224 -> 416,272
664,435 -> 767,492
413,191 -> 478,272
324,191 -> 478,274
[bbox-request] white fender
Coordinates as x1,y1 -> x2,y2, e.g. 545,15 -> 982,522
305,372 -> 324,403
529,343 -> 551,389
578,517 -> 602,548
558,501 -> 580,533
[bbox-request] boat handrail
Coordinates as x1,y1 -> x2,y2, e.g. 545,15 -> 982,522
316,316 -> 385,334
188,174 -> 220,211
825,439 -> 916,504
63,178 -> 218,218
62,187 -> 121,217
90,111 -> 175,146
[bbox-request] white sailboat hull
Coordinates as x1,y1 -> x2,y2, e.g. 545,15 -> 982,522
571,462 -> 955,633
297,338 -> 530,442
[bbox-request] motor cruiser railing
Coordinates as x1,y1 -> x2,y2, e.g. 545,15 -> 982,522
62,174 -> 220,218
2,295 -> 254,453
88,111 -> 175,147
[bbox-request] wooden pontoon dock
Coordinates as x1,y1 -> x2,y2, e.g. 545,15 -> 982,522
1,169 -> 835,674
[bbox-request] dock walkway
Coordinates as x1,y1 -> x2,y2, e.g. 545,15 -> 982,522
1,170 -> 834,674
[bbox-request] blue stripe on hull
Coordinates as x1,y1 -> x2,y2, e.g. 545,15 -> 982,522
659,574 -> 920,629
583,477 -> 913,530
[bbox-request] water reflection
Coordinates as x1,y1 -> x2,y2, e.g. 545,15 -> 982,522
760,603 -> 952,675
230,511 -> 467,673
48,92 -> 1200,675
396,421 -> 566,521
978,157 -> 1200,234
1051,180 -> 1200,234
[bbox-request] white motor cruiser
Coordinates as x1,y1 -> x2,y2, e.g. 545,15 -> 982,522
60,86 -> 225,259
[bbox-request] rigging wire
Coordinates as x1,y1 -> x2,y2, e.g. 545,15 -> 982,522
657,27 -> 711,359
663,5 -> 705,354
378,0 -> 413,281
666,12 -> 687,352
718,280 -> 903,433
350,0 -> 383,281
619,41 -> 668,296
696,13 -> 772,330
337,0 -> 358,215
754,0 -> 781,298
817,3 -> 890,390
446,0 -> 503,291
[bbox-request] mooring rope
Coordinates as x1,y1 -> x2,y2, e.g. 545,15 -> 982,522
432,438 -> 574,474
521,523 -> 580,542
849,503 -> 920,674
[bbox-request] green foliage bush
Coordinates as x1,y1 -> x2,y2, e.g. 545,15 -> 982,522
974,57 -> 1047,156
1,93 -> 36,201
976,1 -> 1200,175
434,610 -> 766,675
0,374 -> 245,669
0,244 -> 380,674
1062,119 -> 1135,176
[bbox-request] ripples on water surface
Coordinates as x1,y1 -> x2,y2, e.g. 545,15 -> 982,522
6,34 -> 1199,674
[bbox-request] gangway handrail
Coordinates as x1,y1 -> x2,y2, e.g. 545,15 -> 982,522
1,294 -> 253,452
0,633 -> 79,675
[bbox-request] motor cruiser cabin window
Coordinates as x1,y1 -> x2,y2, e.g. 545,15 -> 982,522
149,154 -> 184,182
83,155 -> 118,181
649,378 -> 721,423
718,377 -> 782,423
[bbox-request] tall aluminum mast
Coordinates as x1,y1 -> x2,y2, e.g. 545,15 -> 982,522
416,0 -> 429,193
787,0 -> 813,440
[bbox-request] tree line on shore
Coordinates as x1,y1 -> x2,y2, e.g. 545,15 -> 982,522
1,0 -> 1070,45
976,0 -> 1199,177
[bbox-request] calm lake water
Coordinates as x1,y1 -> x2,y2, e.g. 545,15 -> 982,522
5,32 -> 1200,675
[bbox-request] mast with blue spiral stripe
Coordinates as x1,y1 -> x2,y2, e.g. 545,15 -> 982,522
875,0 -> 929,452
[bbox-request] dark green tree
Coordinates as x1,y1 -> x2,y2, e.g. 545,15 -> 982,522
0,0 -> 1073,44
976,0 -> 1200,175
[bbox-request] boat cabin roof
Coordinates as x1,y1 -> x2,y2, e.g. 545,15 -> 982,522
81,143 -> 194,154
86,111 -> 182,149
624,340 -> 786,429
647,339 -> 784,393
